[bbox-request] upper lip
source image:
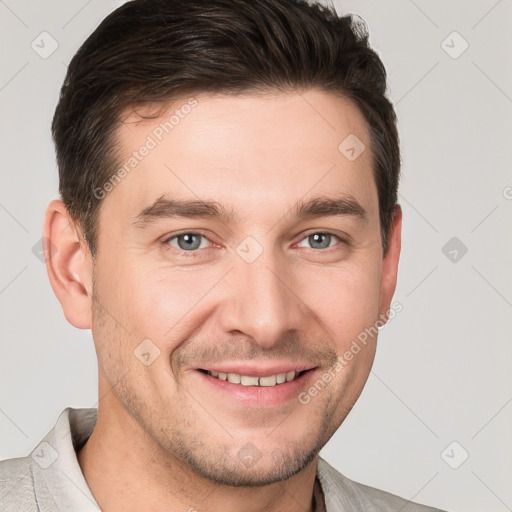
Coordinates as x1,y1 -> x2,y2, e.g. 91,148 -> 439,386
195,362 -> 317,377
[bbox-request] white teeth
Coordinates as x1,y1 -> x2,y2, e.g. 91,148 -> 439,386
240,375 -> 259,386
259,375 -> 277,387
227,373 -> 241,384
206,369 -> 302,386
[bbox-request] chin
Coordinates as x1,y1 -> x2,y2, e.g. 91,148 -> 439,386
173,438 -> 321,488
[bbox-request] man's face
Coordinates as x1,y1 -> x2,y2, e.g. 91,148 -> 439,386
89,90 -> 394,486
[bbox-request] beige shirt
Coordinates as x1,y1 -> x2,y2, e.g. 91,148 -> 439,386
0,408 -> 447,511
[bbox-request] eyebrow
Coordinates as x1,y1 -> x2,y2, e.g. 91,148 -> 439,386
132,194 -> 368,228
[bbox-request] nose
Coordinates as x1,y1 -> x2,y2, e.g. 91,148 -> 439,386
217,244 -> 308,350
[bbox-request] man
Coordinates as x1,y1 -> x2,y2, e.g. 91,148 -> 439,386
0,0 -> 448,510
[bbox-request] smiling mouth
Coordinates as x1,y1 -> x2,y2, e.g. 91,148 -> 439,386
197,369 -> 309,387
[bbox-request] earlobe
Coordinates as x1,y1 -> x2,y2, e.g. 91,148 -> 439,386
378,204 -> 402,320
42,199 -> 93,329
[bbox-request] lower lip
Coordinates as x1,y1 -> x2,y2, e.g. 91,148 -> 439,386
193,369 -> 317,407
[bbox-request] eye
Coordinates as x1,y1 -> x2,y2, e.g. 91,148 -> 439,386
296,232 -> 343,250
164,232 -> 212,252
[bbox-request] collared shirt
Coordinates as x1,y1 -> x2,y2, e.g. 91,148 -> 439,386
1,408 -> 447,511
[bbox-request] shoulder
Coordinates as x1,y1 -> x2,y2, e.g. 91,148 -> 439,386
317,457 -> 448,512
0,455 -> 39,512
0,407 -> 98,512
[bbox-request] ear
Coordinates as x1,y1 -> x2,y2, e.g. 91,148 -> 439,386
42,199 -> 93,329
378,204 -> 402,319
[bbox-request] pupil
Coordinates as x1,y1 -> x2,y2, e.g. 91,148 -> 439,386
180,234 -> 200,250
311,233 -> 329,249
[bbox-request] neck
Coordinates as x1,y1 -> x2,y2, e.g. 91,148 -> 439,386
77,392 -> 319,512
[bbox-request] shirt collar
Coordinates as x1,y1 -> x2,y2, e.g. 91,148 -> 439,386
32,407 -> 333,511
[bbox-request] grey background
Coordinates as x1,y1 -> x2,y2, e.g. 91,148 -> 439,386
1,1 -> 511,511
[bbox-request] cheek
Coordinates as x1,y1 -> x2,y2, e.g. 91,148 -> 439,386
299,259 -> 382,349
108,263 -> 219,348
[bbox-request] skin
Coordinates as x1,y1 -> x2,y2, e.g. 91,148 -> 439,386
44,89 -> 402,512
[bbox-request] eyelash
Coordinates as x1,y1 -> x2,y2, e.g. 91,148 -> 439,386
162,230 -> 348,257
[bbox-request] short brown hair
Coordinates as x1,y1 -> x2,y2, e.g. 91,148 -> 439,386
52,0 -> 400,257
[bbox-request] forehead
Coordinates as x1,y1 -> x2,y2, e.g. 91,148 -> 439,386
104,90 -> 378,227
